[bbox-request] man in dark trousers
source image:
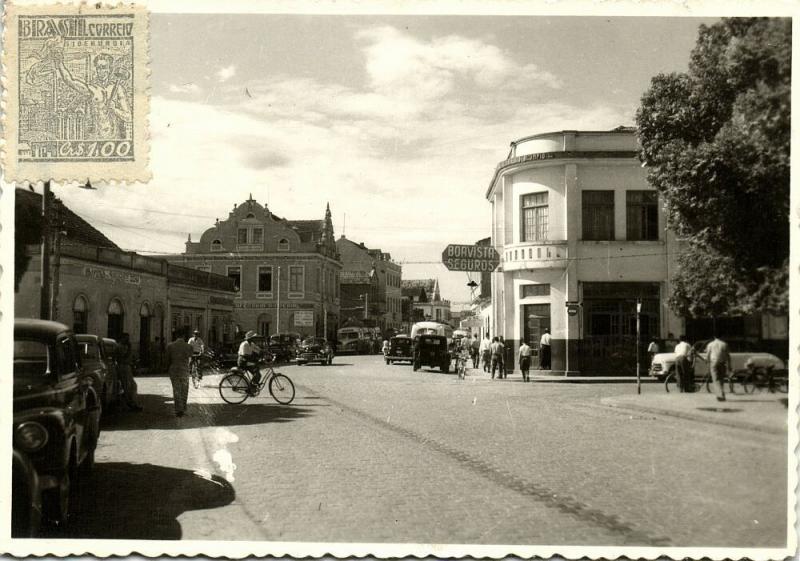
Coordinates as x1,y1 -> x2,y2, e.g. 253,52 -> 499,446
539,329 -> 552,370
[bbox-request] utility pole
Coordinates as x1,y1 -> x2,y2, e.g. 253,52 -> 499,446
636,298 -> 642,395
277,266 -> 281,333
363,291 -> 369,321
39,181 -> 52,320
50,199 -> 64,322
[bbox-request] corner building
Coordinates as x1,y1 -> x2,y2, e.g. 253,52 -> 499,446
167,195 -> 341,341
487,129 -> 682,375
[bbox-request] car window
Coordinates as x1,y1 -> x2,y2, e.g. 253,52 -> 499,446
79,342 -> 100,360
14,340 -> 52,381
56,338 -> 80,375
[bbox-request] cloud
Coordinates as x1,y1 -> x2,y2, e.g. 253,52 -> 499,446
216,64 -> 237,83
168,83 -> 202,94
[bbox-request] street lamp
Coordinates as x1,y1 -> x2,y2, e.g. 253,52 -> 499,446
636,298 -> 642,395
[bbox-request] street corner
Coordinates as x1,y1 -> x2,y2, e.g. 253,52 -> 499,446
600,391 -> 789,434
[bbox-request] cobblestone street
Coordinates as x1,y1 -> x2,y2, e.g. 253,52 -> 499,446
59,355 -> 788,548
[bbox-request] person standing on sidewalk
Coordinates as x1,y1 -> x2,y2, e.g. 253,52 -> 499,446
647,339 -> 660,367
518,340 -> 533,382
705,334 -> 732,402
480,334 -> 492,372
490,337 -> 505,379
165,328 -> 194,417
539,329 -> 552,370
117,333 -> 143,411
470,334 -> 480,368
673,335 -> 694,392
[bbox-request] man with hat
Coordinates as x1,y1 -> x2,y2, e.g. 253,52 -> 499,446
238,330 -> 263,387
188,329 -> 206,381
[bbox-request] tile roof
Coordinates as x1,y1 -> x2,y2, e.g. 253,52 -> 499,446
16,188 -> 119,249
287,219 -> 324,243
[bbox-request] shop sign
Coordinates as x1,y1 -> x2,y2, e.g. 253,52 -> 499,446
442,244 -> 500,272
209,295 -> 234,306
235,301 -> 315,310
83,266 -> 141,285
294,310 -> 314,327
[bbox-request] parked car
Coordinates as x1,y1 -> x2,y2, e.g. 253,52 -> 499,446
76,334 -> 113,410
296,337 -> 335,365
386,335 -> 413,365
12,449 -> 41,537
268,333 -> 300,363
412,334 -> 451,373
13,319 -> 101,530
649,338 -> 785,381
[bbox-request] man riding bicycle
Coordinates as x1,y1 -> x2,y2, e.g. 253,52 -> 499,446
238,331 -> 264,388
188,330 -> 206,379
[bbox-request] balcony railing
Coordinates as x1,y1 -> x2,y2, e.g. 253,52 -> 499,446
501,240 -> 568,271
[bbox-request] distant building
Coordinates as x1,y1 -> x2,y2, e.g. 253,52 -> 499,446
14,189 -> 236,366
400,279 -> 451,327
164,195 -> 341,341
336,236 -> 402,333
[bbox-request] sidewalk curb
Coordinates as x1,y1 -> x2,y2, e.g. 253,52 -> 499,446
600,398 -> 787,435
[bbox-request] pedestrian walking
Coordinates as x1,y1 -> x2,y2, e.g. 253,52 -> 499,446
647,338 -> 660,366
165,328 -> 194,417
470,334 -> 480,368
479,334 -> 492,372
539,329 -> 552,370
490,337 -> 505,379
673,335 -> 694,392
518,340 -> 533,382
117,333 -> 143,411
499,336 -> 509,378
705,334 -> 731,402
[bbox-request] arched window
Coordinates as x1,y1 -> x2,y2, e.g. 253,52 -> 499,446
107,298 -> 125,340
246,212 -> 255,219
278,238 -> 290,251
211,239 -> 222,251
73,295 -> 89,334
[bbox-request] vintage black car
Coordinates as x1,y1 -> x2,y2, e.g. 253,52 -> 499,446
386,335 -> 413,365
296,337 -> 335,366
412,334 -> 451,373
76,334 -> 114,410
13,319 -> 101,532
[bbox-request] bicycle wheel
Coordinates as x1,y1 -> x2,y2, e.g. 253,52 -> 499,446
219,372 -> 250,404
664,370 -> 677,393
743,371 -> 765,394
777,374 -> 789,394
269,373 -> 295,405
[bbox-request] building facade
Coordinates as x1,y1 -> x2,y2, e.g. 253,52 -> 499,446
166,195 -> 342,341
400,279 -> 452,326
336,236 -> 402,333
487,129 -> 684,375
14,189 -> 236,366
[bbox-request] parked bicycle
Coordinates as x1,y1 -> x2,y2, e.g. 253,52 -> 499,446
664,366 -> 745,394
742,365 -> 788,394
218,357 -> 295,405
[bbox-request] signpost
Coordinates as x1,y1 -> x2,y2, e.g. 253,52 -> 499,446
441,244 -> 500,272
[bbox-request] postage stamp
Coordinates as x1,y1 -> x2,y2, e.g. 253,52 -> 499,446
2,2 -> 149,182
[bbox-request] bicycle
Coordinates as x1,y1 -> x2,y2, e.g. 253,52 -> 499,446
742,365 -> 788,394
455,352 -> 469,380
218,357 -> 295,405
664,366 -> 744,394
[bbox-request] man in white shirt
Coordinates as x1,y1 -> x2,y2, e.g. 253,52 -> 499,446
518,341 -> 533,382
673,335 -> 694,392
479,335 -> 492,372
188,330 -> 206,380
238,331 -> 262,386
539,329 -> 552,370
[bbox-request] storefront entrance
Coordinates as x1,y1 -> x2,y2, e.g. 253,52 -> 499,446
522,304 -> 550,368
581,282 -> 660,375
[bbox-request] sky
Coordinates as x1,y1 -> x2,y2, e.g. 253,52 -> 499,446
45,14 -> 717,308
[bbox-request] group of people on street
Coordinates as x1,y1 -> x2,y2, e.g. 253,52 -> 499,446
451,329 -> 551,381
663,333 -> 731,401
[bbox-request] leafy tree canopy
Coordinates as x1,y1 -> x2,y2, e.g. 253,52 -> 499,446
636,17 -> 790,317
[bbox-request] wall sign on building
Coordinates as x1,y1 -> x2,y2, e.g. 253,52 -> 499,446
294,310 -> 314,327
83,266 -> 141,285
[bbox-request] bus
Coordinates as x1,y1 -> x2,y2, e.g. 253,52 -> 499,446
410,321 -> 454,341
336,327 -> 372,354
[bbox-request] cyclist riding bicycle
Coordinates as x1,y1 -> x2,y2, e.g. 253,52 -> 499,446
238,330 -> 264,387
188,330 -> 206,378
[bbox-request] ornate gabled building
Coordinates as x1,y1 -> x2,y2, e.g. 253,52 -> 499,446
400,278 -> 451,326
165,195 -> 342,341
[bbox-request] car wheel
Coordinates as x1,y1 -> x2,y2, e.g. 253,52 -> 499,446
441,361 -> 450,374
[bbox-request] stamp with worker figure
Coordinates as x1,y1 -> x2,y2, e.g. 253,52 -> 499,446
3,3 -> 149,182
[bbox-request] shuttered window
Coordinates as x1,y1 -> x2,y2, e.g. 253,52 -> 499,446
582,190 -> 614,241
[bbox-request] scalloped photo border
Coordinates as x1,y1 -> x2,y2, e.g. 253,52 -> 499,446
1,1 -> 150,184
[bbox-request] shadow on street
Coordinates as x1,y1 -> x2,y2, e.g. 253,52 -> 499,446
40,462 -> 235,540
102,393 -> 316,431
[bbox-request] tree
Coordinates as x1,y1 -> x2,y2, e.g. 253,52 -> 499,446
636,18 -> 790,317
